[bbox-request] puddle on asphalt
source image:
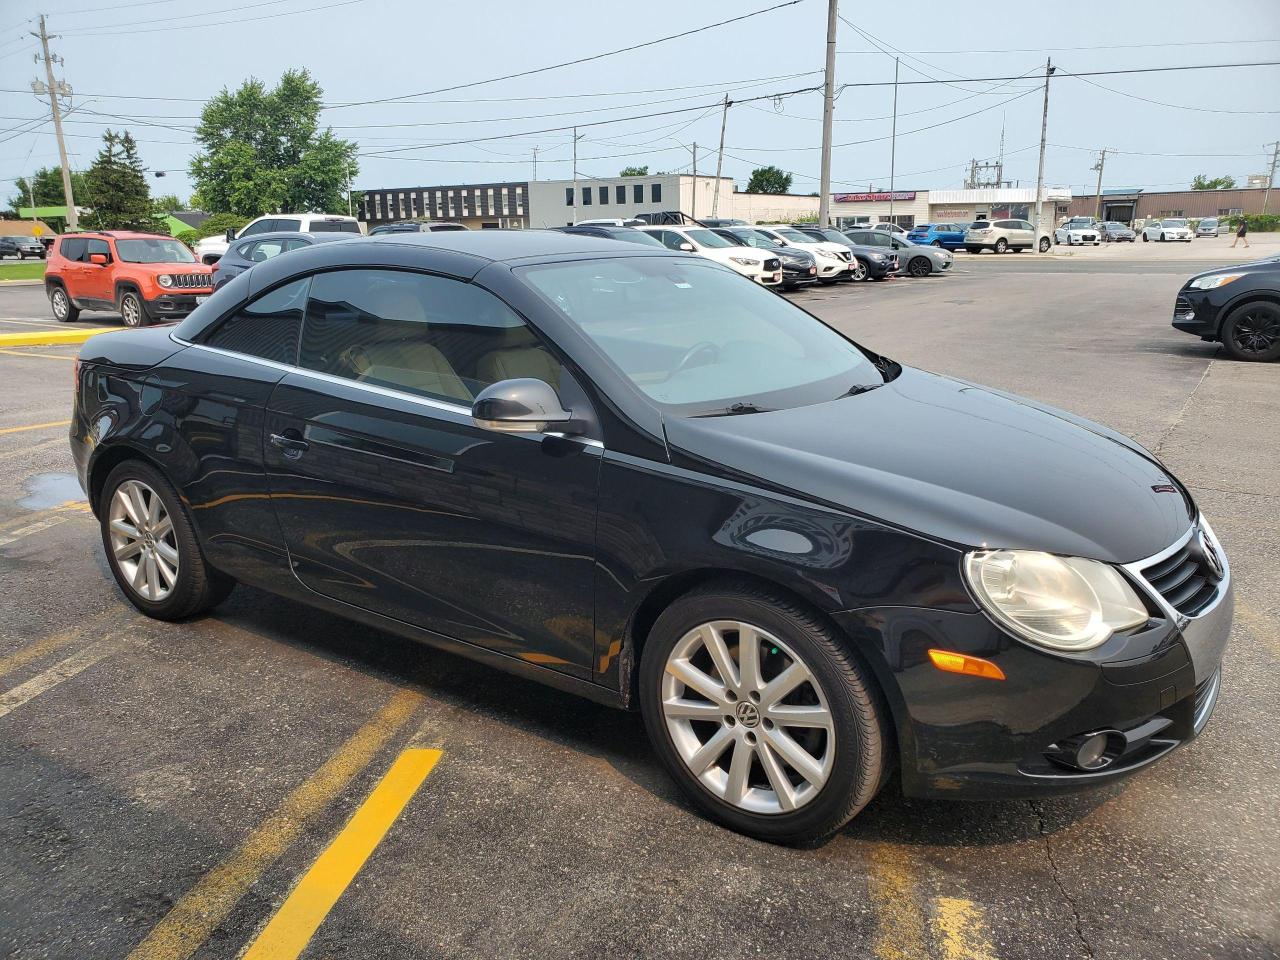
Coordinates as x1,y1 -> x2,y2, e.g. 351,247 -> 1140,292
17,472 -> 84,510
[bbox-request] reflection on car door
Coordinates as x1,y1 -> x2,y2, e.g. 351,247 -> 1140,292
261,267 -> 602,677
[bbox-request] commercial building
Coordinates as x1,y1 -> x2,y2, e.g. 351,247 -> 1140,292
829,187 -> 1073,231
1062,187 -> 1273,224
358,182 -> 529,230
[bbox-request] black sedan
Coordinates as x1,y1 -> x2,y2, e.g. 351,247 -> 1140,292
711,226 -> 818,289
1172,256 -> 1280,361
72,231 -> 1231,844
0,235 -> 47,259
791,225 -> 898,280
211,230 -> 354,290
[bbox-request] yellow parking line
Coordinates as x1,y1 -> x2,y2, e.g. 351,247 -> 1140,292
242,748 -> 443,960
0,633 -> 129,719
0,609 -> 118,680
0,348 -> 78,360
868,843 -> 929,960
934,896 -> 999,960
126,686 -> 422,960
0,419 -> 70,435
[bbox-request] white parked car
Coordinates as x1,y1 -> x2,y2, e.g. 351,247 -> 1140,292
1054,218 -> 1101,246
638,225 -> 783,286
870,222 -> 908,235
752,225 -> 854,282
194,213 -> 361,264
1142,218 -> 1193,243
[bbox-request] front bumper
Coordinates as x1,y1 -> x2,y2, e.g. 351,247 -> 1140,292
1170,288 -> 1221,339
831,536 -> 1232,800
146,293 -> 210,318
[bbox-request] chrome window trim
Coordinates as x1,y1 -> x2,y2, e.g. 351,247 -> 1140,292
168,334 -> 604,449
1122,518 -> 1229,622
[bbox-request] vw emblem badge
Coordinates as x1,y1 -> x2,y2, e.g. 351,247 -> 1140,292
735,701 -> 761,728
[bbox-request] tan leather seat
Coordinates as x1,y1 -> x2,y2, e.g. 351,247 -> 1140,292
476,347 -> 560,389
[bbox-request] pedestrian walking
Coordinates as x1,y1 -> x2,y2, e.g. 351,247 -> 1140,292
1230,219 -> 1249,248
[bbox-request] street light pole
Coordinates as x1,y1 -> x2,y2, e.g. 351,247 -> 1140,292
817,0 -> 838,227
1032,58 -> 1055,250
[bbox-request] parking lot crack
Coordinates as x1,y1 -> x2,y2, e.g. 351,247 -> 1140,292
1029,799 -> 1096,960
1154,358 -> 1214,458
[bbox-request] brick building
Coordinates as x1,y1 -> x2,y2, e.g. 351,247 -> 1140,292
1062,187 -> 1272,224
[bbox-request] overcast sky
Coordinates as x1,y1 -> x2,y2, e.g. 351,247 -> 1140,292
2,0 -> 1277,207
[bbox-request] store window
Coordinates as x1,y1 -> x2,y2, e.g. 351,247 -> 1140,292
651,183 -> 662,203
582,187 -> 592,206
565,188 -> 573,206
599,186 -> 609,205
616,185 -> 626,204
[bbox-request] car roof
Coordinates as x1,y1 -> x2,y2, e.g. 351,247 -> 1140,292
366,229 -> 672,262
233,230 -> 353,243
60,230 -> 172,240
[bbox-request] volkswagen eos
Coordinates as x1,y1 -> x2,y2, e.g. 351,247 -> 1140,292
71,232 -> 1232,844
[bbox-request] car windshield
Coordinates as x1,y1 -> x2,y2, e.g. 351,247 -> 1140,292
115,238 -> 196,263
1201,219 -> 1218,226
685,229 -> 734,249
1162,219 -> 1189,227
520,257 -> 884,414
771,227 -> 814,244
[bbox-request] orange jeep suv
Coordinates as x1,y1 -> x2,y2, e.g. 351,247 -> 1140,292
46,231 -> 213,327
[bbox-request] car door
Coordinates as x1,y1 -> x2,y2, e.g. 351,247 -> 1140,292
262,266 -> 602,677
81,237 -> 115,305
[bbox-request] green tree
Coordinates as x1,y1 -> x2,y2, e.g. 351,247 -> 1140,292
1191,174 -> 1236,190
190,69 -> 358,217
620,165 -> 649,177
746,165 -> 792,194
8,165 -> 91,231
150,193 -> 186,213
83,130 -> 164,231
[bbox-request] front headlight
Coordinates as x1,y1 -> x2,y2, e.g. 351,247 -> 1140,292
729,257 -> 760,267
964,550 -> 1148,651
157,274 -> 173,288
1188,273 -> 1242,290
869,253 -> 886,262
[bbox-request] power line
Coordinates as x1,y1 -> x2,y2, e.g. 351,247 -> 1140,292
325,0 -> 803,109
838,37 -> 1280,55
831,60 -> 1280,89
58,0 -> 329,34
56,0 -> 367,38
1049,142 -> 1266,159
1057,68 -> 1280,115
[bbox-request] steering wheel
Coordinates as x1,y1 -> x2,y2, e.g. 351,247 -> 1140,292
669,341 -> 720,379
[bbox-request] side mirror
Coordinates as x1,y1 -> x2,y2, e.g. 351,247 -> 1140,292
472,378 -> 582,435
678,242 -> 694,252
88,253 -> 108,265
225,227 -> 236,241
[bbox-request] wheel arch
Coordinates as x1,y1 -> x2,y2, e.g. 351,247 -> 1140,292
114,279 -> 144,307
88,442 -> 166,515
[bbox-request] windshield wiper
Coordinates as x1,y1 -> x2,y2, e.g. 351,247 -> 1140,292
842,383 -> 884,397
694,401 -> 773,417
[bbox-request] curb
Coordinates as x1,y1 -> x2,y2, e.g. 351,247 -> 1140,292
0,327 -> 116,347
0,279 -> 45,286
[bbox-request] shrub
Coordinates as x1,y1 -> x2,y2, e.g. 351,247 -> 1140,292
1221,214 -> 1279,232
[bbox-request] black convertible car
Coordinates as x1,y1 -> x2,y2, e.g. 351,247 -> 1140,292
72,231 -> 1231,844
1172,256 -> 1280,361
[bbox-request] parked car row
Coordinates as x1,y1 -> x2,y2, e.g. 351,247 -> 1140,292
0,235 -> 47,259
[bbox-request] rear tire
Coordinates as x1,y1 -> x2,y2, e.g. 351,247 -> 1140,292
100,460 -> 234,620
49,284 -> 79,322
1038,237 -> 1052,253
994,238 -> 1008,253
639,582 -> 890,845
930,239 -> 942,247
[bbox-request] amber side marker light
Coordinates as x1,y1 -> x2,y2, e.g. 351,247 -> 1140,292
927,649 -> 1006,680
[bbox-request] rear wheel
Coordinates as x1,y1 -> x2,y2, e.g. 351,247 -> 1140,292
994,238 -> 1008,253
1038,237 -> 1052,253
1221,302 -> 1280,362
119,290 -> 149,328
100,460 -> 234,620
639,583 -> 889,845
49,285 -> 79,322
930,239 -> 942,247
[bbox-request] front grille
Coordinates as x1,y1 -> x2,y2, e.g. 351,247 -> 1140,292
1174,295 -> 1195,319
170,273 -> 212,289
763,257 -> 780,271
1140,538 -> 1219,617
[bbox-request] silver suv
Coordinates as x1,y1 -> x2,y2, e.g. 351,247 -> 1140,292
964,218 -> 1049,254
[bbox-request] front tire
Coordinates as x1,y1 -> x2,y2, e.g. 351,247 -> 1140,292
639,582 -> 889,845
1142,233 -> 1149,242
49,285 -> 80,322
100,460 -> 234,620
1221,302 -> 1280,362
907,256 -> 931,277
849,260 -> 869,282
119,290 -> 149,328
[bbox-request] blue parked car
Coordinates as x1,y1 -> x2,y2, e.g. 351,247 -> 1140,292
905,223 -> 967,250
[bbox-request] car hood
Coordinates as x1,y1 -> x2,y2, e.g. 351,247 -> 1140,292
1187,257 -> 1280,283
128,262 -> 212,275
665,366 -> 1193,564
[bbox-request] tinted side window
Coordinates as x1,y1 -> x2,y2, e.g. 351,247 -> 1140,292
201,277 -> 309,363
298,269 -> 548,406
87,238 -> 111,260
275,218 -> 302,232
310,221 -> 356,233
657,231 -> 686,251
60,238 -> 88,261
240,219 -> 276,237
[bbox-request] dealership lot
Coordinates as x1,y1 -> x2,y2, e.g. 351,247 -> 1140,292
1,258 -> 1277,960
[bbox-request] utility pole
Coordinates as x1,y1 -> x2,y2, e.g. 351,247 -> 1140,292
346,162 -> 354,217
571,127 -> 580,224
711,95 -> 731,218
532,145 -> 538,182
1091,149 -> 1108,222
31,15 -> 77,230
1032,58 -> 1055,251
691,142 -> 698,219
888,57 -> 899,225
817,0 -> 838,227
1263,141 -> 1279,215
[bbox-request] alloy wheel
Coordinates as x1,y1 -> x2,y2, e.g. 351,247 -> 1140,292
661,620 -> 835,814
108,479 -> 179,602
121,294 -> 142,327
851,261 -> 868,281
995,239 -> 1008,253
1230,305 -> 1280,357
908,257 -> 930,277
51,288 -> 68,319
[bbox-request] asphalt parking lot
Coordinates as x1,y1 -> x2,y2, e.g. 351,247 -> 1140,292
1,255 -> 1278,960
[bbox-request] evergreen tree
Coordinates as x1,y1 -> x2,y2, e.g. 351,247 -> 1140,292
84,130 -> 163,231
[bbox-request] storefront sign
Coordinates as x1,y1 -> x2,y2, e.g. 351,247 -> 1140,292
931,207 -> 971,219
833,191 -> 917,203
